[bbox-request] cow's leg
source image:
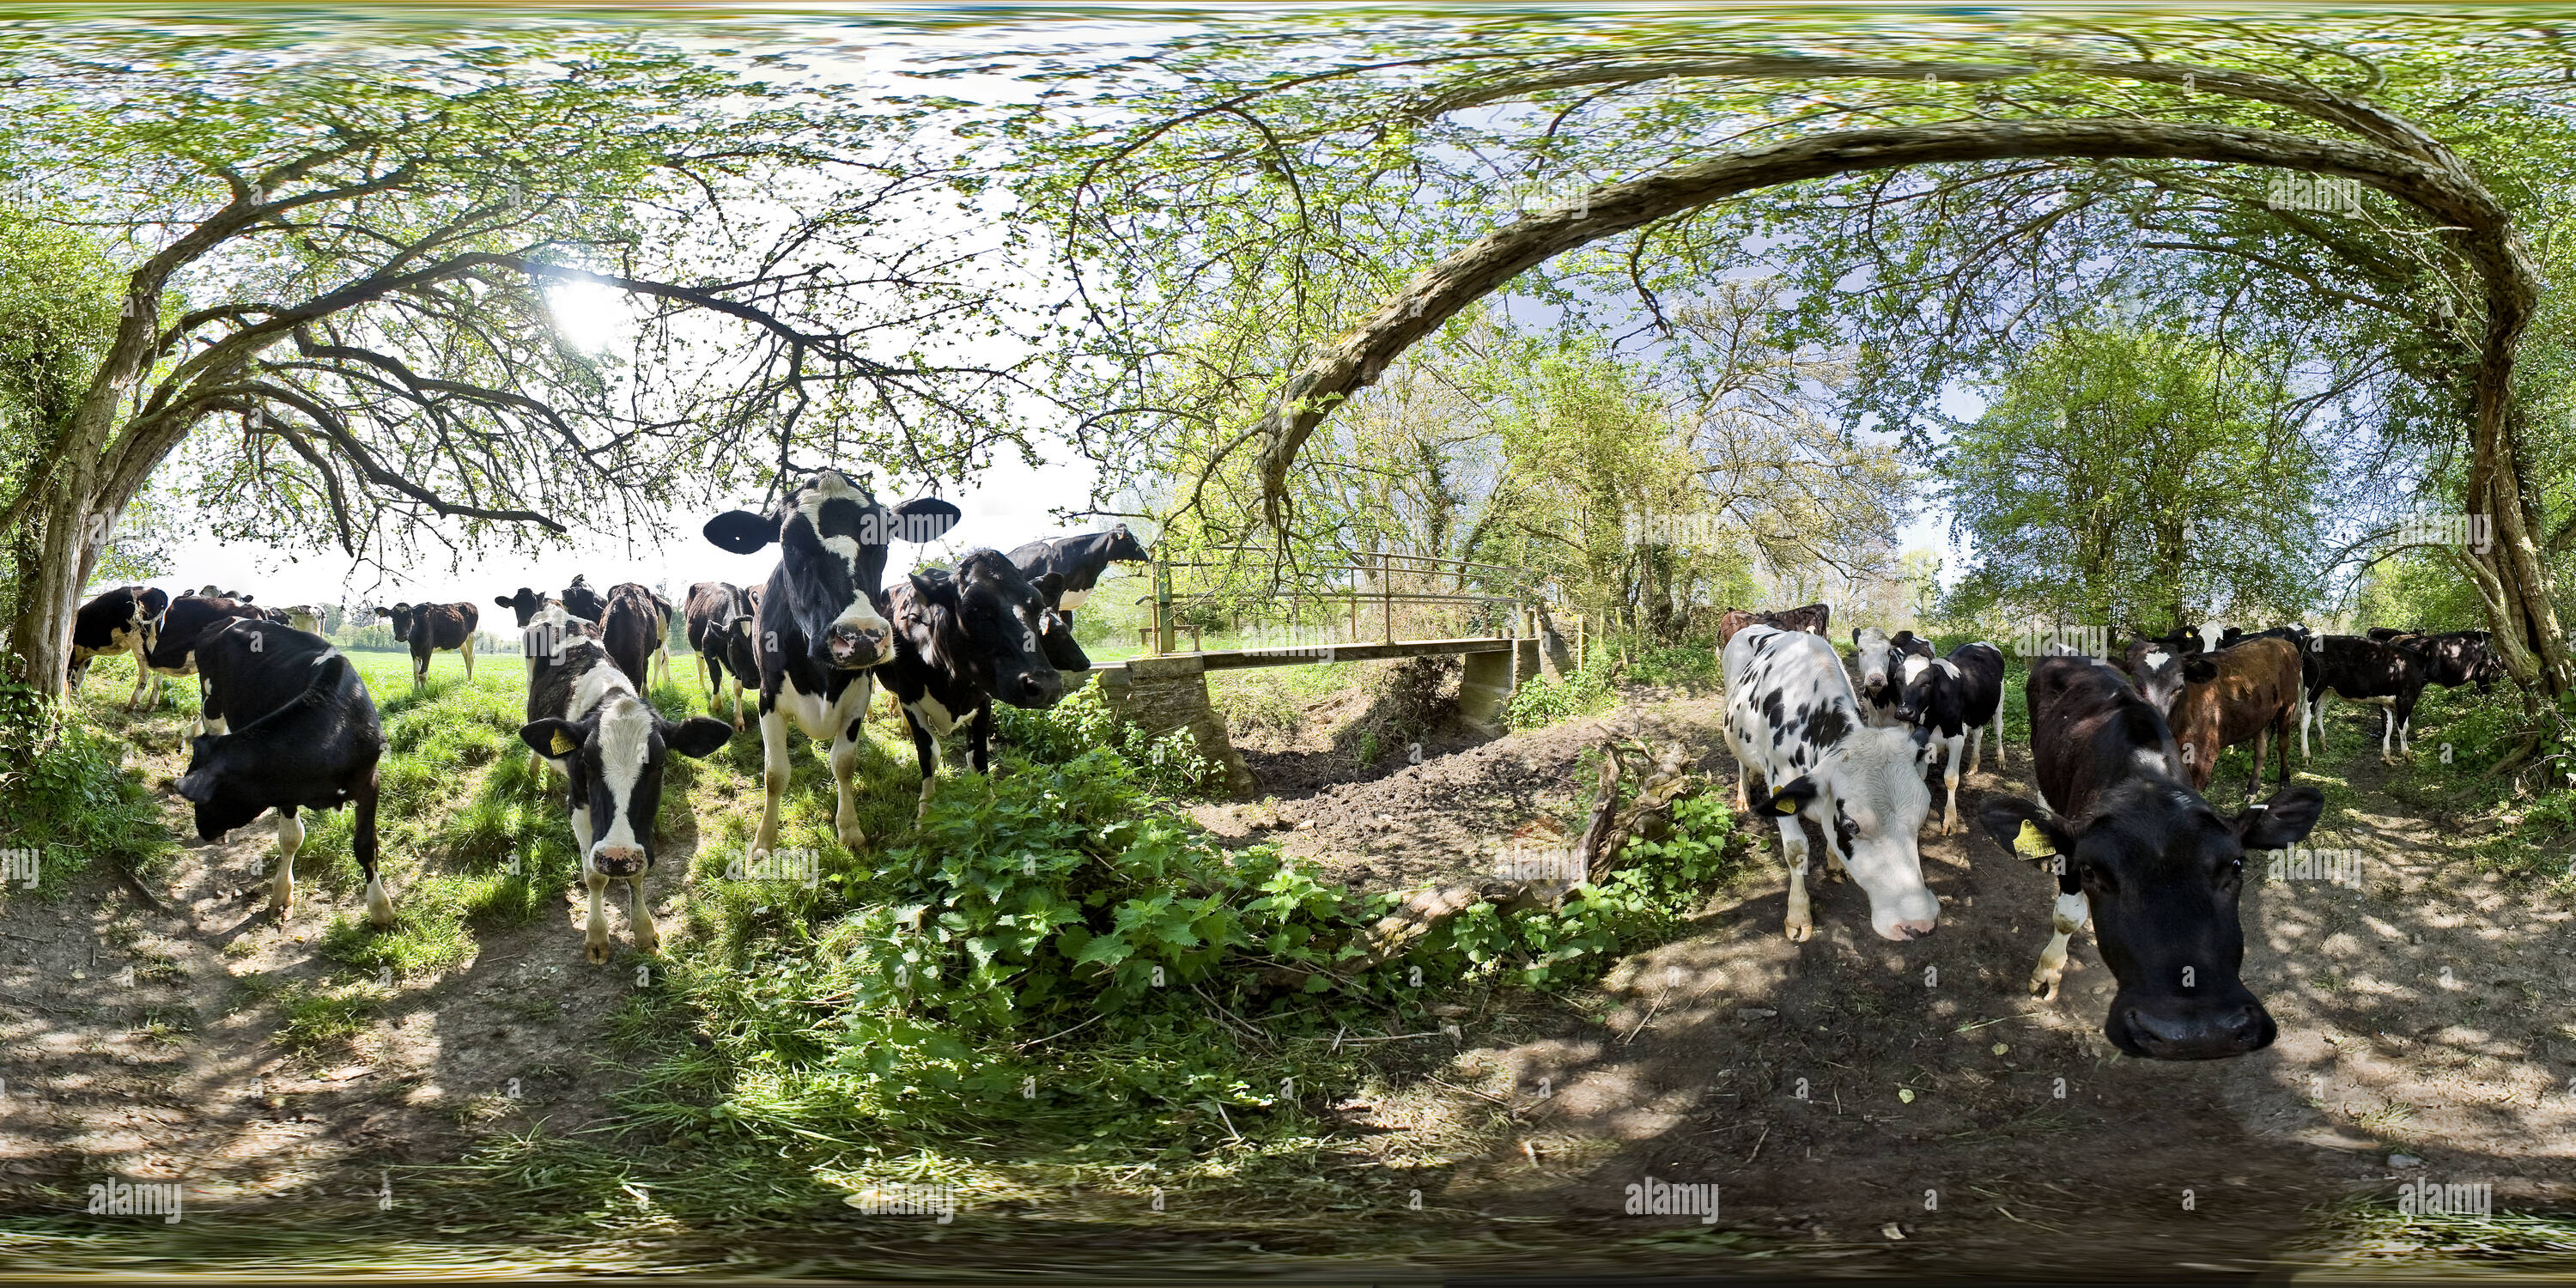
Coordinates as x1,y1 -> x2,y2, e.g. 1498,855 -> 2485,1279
1989,709 -> 2005,769
1939,732 -> 1965,834
969,700 -> 993,775
413,647 -> 428,690
355,780 -> 395,927
908,711 -> 939,823
580,850 -> 612,965
2379,705 -> 2395,764
829,716 -> 869,853
461,635 -> 476,683
2246,725 -> 2269,805
200,676 -> 228,738
628,874 -> 659,955
729,675 -> 745,731
1775,811 -> 1814,943
2296,685 -> 2311,760
270,806 -> 304,917
125,641 -> 152,712
1967,724 -> 1985,777
753,704 -> 790,860
2029,890 -> 2089,1001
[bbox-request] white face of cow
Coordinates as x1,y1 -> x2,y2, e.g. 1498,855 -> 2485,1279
701,471 -> 963,674
1832,726 -> 1941,939
1854,627 -> 1894,696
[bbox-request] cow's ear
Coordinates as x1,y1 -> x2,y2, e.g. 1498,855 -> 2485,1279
2233,787 -> 2324,853
2182,657 -> 2220,683
495,595 -> 516,609
891,497 -> 963,544
703,509 -> 778,555
1746,775 -> 1820,818
1978,796 -> 2074,866
519,718 -> 586,758
664,716 -> 734,759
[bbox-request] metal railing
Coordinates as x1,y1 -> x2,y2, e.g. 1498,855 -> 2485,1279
1131,547 -> 1546,656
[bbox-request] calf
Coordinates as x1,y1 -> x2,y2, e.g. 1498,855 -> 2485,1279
879,551 -> 1085,819
702,470 -> 960,857
597,582 -> 671,691
1892,641 -> 2007,834
144,595 -> 264,730
684,581 -> 761,729
380,601 -> 479,690
1005,525 -> 1151,624
175,619 -> 395,926
519,631 -> 731,963
2125,636 -> 2302,802
1978,656 -> 2321,1059
1716,602 -> 1831,647
69,586 -> 170,711
1722,625 -> 1940,942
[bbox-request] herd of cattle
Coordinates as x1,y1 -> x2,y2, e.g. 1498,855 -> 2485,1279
1712,600 -> 2501,1062
61,473 -> 1153,963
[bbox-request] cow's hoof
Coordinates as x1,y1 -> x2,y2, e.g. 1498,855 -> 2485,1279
835,825 -> 867,853
586,939 -> 613,967
1783,918 -> 1813,943
363,880 -> 396,927
2027,969 -> 2063,1001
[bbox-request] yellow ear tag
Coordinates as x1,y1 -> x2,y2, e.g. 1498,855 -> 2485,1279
2013,820 -> 2054,857
550,731 -> 574,756
1772,797 -> 1800,816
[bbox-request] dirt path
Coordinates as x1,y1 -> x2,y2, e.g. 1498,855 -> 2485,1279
0,692 -> 669,1213
1230,690 -> 2573,1274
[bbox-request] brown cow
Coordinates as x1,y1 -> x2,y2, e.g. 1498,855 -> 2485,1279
1715,602 -> 1832,647
2123,635 -> 2302,802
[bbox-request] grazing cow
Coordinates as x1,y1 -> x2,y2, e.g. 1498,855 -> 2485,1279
380,601 -> 479,690
1892,641 -> 2007,834
1722,625 -> 1940,943
702,470 -> 961,857
878,551 -> 1086,818
684,582 -> 761,729
1978,656 -> 2321,1060
519,629 -> 731,963
69,586 -> 170,710
1716,602 -> 1832,647
2125,636 -> 2304,803
597,583 -> 671,691
144,595 -> 264,730
1005,525 -> 1151,624
175,619 -> 395,926
561,575 -> 607,627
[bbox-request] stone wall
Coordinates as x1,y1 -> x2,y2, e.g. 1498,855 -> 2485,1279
1093,655 -> 1261,798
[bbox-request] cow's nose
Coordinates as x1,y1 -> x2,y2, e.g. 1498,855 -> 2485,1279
592,846 -> 647,878
825,627 -> 886,668
2120,999 -> 2275,1060
1876,918 -> 1936,941
1012,671 -> 1062,707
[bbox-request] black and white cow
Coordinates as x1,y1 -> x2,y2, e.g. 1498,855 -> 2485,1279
69,585 -> 170,711
144,595 -> 264,731
176,619 -> 395,926
1891,641 -> 2008,835
702,471 -> 961,857
1722,625 -> 1941,943
2303,634 -> 2438,762
518,629 -> 731,963
380,601 -> 480,690
2367,628 -> 2499,695
684,581 -> 761,730
561,575 -> 607,628
1005,525 -> 1151,625
1979,656 -> 2321,1060
1849,628 -> 1935,728
878,551 -> 1086,819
